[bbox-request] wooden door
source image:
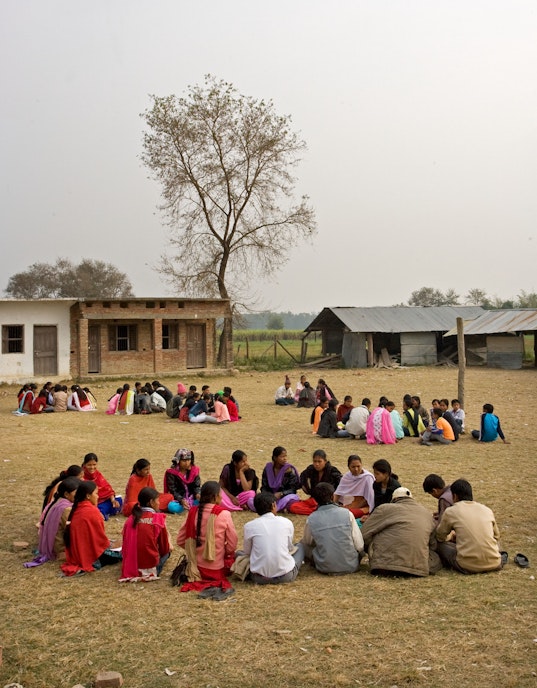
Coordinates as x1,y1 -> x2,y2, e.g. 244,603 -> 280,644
33,326 -> 58,376
88,325 -> 101,373
186,324 -> 206,368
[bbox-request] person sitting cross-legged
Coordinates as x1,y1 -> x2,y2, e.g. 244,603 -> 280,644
242,492 -> 305,585
361,487 -> 441,577
435,478 -> 503,574
302,482 -> 364,575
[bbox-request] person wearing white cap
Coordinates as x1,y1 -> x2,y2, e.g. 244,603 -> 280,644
361,487 -> 441,576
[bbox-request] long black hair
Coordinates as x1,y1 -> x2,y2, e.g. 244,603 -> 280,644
63,481 -> 97,549
42,465 -> 84,511
40,476 -> 81,527
131,458 -> 150,475
195,481 -> 220,548
131,487 -> 159,526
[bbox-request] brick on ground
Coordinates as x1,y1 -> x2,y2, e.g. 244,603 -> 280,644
94,671 -> 124,688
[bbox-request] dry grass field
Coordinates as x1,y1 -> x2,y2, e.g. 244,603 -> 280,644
1,366 -> 536,688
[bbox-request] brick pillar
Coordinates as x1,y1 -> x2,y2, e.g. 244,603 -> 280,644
153,318 -> 163,373
78,317 -> 89,378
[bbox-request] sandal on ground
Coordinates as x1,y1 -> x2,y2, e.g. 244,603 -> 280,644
514,553 -> 530,568
197,586 -> 219,599
213,587 -> 235,602
500,551 -> 508,566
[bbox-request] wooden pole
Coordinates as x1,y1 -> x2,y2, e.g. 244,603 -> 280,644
457,317 -> 466,408
246,337 -> 249,360
274,336 -> 277,360
367,333 -> 375,367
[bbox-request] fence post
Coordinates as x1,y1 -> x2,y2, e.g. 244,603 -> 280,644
246,337 -> 249,360
274,336 -> 277,360
457,317 -> 466,408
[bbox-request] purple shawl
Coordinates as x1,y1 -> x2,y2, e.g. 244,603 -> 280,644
39,498 -> 72,561
263,462 -> 299,490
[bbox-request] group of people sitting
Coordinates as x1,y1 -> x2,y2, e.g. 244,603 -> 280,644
106,381 -> 240,423
306,390 -> 508,446
29,444 -> 510,593
274,375 -> 336,407
14,382 -> 97,414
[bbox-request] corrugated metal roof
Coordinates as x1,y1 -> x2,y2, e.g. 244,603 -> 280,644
306,306 -> 485,334
444,309 -> 537,336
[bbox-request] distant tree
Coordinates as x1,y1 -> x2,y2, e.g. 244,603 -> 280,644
266,313 -> 284,330
465,288 -> 490,307
407,287 -> 458,307
443,288 -> 460,305
4,258 -> 133,299
141,75 -> 316,364
516,290 -> 537,308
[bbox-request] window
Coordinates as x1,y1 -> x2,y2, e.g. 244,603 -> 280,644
162,322 -> 178,350
2,325 -> 24,353
108,325 -> 137,351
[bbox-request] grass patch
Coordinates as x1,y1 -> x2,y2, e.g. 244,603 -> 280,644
1,367 -> 536,687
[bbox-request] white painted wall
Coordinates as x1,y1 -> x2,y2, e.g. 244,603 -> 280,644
0,300 -> 73,383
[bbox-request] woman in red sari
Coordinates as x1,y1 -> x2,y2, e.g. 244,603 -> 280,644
82,453 -> 122,520
176,481 -> 237,593
61,481 -> 121,576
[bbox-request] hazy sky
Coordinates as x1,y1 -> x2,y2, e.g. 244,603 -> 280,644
1,1 -> 536,313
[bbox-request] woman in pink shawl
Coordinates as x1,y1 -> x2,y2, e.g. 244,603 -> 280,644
334,455 -> 375,518
25,477 -> 81,567
106,388 -> 122,415
366,397 -> 396,445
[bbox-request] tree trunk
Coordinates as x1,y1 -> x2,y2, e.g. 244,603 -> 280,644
217,316 -> 233,366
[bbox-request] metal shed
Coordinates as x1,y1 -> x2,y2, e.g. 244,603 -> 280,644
305,306 -> 485,367
444,309 -> 537,369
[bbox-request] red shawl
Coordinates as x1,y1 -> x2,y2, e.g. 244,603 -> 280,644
61,500 -> 109,576
123,473 -> 156,516
120,510 -> 168,580
83,468 -> 115,503
227,399 -> 239,422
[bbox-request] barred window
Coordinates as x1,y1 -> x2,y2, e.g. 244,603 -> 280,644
2,325 -> 24,353
162,322 -> 178,350
108,325 -> 137,351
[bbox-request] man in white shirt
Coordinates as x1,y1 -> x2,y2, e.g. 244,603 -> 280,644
341,398 -> 371,438
274,379 -> 295,406
243,492 -> 304,584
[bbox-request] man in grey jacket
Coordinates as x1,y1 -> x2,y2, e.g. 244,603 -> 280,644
302,483 -> 364,574
361,487 -> 441,576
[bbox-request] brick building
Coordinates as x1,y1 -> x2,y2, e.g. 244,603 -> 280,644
0,297 -> 232,383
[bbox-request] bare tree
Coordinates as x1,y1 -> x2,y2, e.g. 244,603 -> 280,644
141,75 -> 316,363
4,258 -> 133,299
465,288 -> 490,306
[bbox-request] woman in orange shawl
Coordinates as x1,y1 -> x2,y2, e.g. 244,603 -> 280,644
176,481 -> 237,592
61,481 -> 121,576
123,459 -> 173,516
